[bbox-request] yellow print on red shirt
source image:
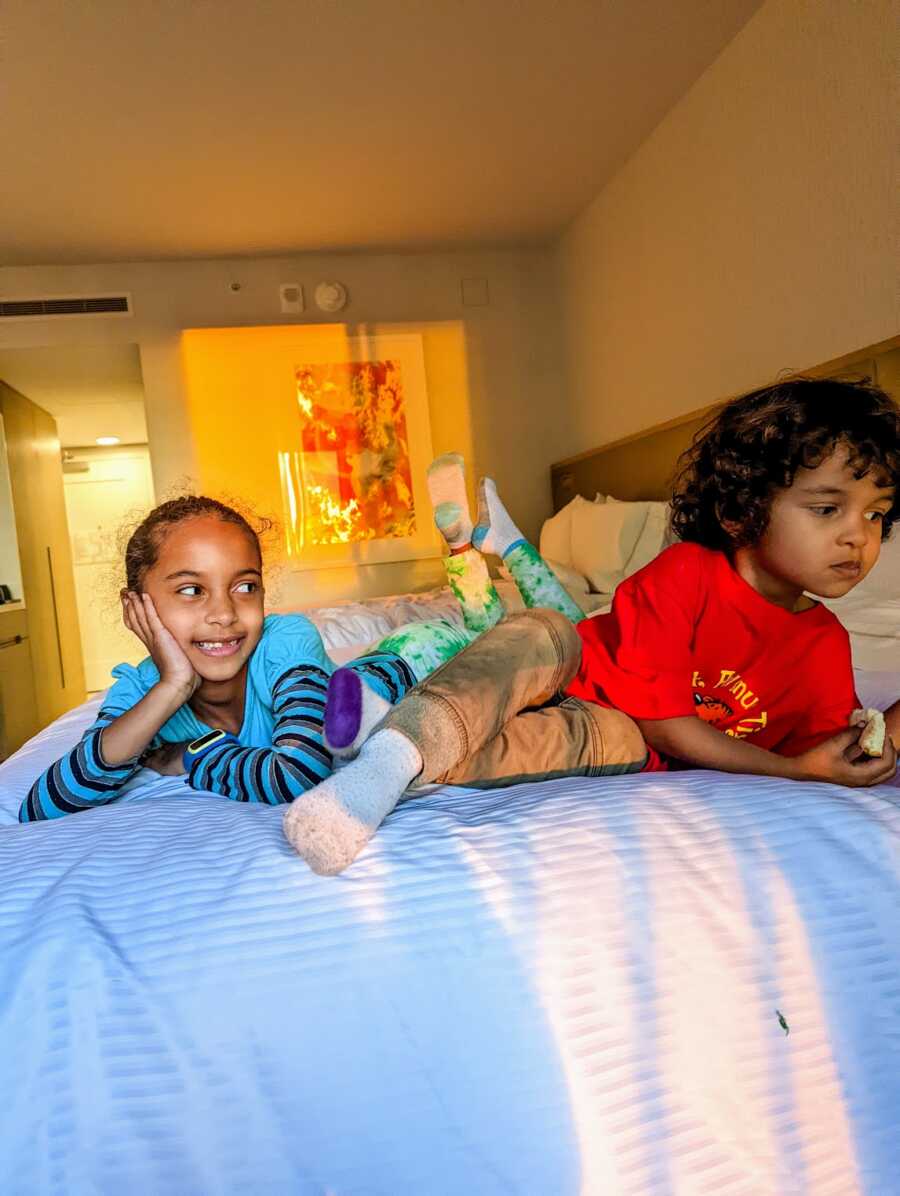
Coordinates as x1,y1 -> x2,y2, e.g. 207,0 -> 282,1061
691,669 -> 769,739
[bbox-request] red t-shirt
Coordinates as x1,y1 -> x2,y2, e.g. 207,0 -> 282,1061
566,542 -> 858,771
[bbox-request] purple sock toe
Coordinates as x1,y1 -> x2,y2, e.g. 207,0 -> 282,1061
324,668 -> 363,749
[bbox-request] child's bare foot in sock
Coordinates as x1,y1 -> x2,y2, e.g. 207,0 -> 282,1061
283,729 -> 423,875
472,477 -> 525,558
427,453 -> 473,551
324,668 -> 393,759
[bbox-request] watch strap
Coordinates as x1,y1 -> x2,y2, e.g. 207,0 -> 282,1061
182,729 -> 240,771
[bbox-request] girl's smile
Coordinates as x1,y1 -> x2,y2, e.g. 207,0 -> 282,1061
193,635 -> 246,658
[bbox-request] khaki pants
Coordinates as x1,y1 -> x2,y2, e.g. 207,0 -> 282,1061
385,608 -> 648,788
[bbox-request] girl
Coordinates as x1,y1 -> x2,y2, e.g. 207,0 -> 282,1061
285,377 -> 900,875
22,497 -> 426,820
20,479 -> 575,821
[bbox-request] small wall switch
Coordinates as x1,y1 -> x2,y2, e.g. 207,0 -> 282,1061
461,277 -> 489,307
279,283 -> 304,314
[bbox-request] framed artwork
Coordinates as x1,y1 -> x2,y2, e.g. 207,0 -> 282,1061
277,333 -> 439,568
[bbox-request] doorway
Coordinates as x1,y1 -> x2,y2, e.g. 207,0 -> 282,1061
0,343 -> 155,695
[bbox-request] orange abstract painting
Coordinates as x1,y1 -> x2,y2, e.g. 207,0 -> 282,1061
281,358 -> 416,548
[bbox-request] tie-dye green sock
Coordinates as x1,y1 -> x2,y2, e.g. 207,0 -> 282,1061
504,540 -> 585,624
444,548 -> 505,634
374,618 -> 476,682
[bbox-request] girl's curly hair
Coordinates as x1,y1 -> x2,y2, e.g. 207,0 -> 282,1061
123,495 -> 275,592
671,376 -> 900,551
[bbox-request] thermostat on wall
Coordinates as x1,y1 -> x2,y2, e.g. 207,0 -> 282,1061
279,283 -> 304,314
314,281 -> 349,312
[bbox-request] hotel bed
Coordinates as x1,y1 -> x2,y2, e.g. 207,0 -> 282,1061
2,419 -> 900,1194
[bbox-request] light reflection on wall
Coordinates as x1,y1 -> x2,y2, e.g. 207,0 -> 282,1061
181,321 -> 473,605
278,450 -> 363,552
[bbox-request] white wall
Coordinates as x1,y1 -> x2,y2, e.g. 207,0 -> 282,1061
62,444 -> 156,691
0,248 -> 563,604
556,0 -> 898,457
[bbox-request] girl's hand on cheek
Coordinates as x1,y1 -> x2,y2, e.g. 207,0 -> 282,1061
121,592 -> 200,698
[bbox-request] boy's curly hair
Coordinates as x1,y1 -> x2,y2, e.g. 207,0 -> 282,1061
671,376 -> 900,551
123,494 -> 276,592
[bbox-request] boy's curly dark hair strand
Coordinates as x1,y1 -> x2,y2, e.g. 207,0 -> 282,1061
670,377 -> 900,551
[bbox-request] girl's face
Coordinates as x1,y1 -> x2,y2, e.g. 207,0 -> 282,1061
736,447 -> 894,609
140,516 -> 265,682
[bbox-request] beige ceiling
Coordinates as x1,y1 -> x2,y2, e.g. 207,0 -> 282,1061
0,344 -> 147,446
2,0 -> 761,266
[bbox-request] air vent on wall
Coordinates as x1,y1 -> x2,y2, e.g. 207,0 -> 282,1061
0,294 -> 132,321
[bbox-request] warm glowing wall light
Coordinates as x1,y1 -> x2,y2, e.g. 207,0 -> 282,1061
96,436 -> 120,446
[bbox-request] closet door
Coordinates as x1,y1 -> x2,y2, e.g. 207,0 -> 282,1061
1,382 -> 86,727
0,608 -> 39,759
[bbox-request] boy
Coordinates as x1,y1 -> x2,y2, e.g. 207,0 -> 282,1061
285,377 -> 900,873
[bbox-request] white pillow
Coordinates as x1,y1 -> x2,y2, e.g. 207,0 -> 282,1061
540,494 -> 606,567
569,499 -> 650,592
546,558 -> 591,594
623,502 -> 673,578
539,495 -> 588,566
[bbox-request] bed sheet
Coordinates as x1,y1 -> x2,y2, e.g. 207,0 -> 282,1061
2,757 -> 900,1191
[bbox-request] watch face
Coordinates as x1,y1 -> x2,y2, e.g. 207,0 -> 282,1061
187,729 -> 226,754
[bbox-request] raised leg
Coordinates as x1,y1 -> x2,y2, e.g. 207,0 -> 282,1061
474,477 -> 585,623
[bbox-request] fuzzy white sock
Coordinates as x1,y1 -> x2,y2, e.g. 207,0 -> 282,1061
283,729 -> 423,875
427,453 -> 472,550
323,667 -> 393,759
472,477 -> 524,557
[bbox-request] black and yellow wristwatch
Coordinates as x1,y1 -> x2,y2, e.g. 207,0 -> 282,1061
182,729 -> 240,770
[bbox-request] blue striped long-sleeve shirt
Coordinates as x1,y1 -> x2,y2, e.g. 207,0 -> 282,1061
20,614 -> 415,821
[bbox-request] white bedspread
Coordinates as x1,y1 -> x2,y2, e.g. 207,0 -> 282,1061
2,701 -> 899,1193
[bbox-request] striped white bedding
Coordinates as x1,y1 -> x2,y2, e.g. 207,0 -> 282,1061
1,687 -> 898,1194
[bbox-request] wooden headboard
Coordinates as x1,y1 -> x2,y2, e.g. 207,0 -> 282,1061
550,406 -> 715,510
549,337 -> 900,510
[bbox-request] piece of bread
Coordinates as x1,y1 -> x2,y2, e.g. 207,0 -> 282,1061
851,707 -> 886,757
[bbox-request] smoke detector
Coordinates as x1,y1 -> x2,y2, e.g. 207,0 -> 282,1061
314,281 -> 348,313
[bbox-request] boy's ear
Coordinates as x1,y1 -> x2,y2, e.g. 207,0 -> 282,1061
715,505 -> 745,543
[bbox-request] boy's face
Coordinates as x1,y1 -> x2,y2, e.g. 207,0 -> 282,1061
742,448 -> 895,606
140,516 -> 265,683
